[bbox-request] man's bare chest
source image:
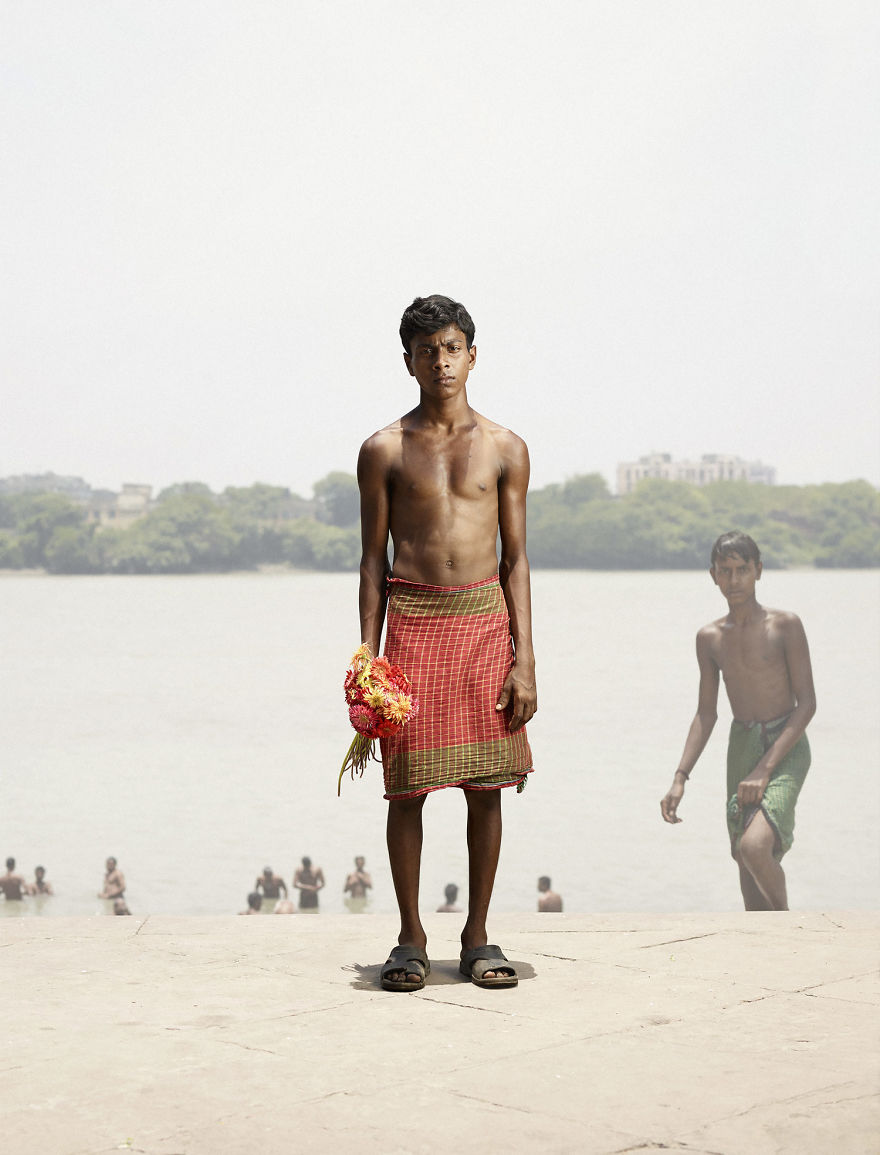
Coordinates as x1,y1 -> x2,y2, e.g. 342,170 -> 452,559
392,438 -> 500,500
716,630 -> 786,679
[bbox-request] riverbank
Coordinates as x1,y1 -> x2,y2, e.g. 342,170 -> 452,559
2,911 -> 877,1154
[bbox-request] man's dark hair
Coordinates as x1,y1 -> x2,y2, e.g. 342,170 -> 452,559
6,858 -> 14,870
710,531 -> 761,567
247,891 -> 262,911
538,875 -> 551,889
400,294 -> 475,353
444,882 -> 459,903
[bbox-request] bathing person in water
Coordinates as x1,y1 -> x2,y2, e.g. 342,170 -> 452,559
1,858 -> 28,900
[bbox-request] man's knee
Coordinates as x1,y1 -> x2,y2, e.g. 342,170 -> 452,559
464,788 -> 501,814
738,820 -> 776,871
389,794 -> 426,816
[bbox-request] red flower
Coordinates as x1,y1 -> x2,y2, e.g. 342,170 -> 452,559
348,702 -> 382,738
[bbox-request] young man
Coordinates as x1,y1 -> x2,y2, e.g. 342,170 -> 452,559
239,891 -> 262,915
660,532 -> 816,910
358,293 -> 536,990
0,857 -> 28,901
293,856 -> 324,911
255,866 -> 288,901
30,865 -> 53,896
537,875 -> 563,912
436,883 -> 462,913
98,856 -> 126,901
343,856 -> 372,901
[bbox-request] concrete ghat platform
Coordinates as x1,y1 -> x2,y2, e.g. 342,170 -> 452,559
2,912 -> 878,1155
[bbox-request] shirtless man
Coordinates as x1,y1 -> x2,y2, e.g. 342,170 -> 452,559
98,857 -> 126,900
436,883 -> 462,913
359,294 -> 537,990
660,532 -> 816,910
239,891 -> 262,915
255,866 -> 288,900
30,865 -> 54,896
293,857 -> 325,911
0,858 -> 28,900
343,856 -> 372,900
537,875 -> 563,912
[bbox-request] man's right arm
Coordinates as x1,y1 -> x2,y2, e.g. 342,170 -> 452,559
357,436 -> 392,655
660,628 -> 719,824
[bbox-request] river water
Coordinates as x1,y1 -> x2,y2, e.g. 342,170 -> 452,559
2,569 -> 877,917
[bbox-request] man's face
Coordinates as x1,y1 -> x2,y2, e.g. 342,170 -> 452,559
711,552 -> 762,601
106,858 -> 116,871
355,857 -> 365,869
404,325 -> 476,398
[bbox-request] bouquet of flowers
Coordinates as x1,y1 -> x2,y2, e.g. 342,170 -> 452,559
338,643 -> 419,795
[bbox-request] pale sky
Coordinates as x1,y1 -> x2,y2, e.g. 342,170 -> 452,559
2,1 -> 878,498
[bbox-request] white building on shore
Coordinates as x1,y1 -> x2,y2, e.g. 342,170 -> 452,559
617,453 -> 776,496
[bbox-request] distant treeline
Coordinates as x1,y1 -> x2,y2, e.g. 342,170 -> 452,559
0,473 -> 877,574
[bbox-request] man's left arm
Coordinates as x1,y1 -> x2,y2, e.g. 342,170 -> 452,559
496,432 -> 537,732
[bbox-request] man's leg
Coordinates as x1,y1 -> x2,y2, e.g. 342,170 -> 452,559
735,858 -> 773,911
461,789 -> 508,978
737,809 -> 789,910
385,795 -> 428,981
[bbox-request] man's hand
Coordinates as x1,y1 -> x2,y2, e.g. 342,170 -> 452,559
737,772 -> 769,808
660,779 -> 685,824
496,666 -> 537,732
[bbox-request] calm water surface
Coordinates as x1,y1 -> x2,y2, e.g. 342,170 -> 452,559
2,569 -> 878,917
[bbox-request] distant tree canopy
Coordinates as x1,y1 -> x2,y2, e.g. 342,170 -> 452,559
0,472 -> 877,574
528,475 -> 880,568
313,471 -> 360,527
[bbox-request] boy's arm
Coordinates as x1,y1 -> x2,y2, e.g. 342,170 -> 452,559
660,628 -> 719,824
357,437 -> 392,656
496,433 -> 537,733
736,614 -> 816,807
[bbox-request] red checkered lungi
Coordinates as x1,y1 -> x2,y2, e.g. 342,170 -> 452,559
379,575 -> 533,800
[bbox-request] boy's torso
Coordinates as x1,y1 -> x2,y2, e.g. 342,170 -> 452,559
380,409 -> 511,586
705,605 -> 797,722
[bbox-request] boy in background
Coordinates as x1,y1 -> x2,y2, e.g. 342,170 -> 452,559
660,532 -> 816,910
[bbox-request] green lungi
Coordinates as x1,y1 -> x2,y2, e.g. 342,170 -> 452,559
726,714 -> 810,861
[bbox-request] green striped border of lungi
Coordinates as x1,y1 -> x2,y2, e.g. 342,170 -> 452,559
384,735 -> 531,786
387,582 -> 506,618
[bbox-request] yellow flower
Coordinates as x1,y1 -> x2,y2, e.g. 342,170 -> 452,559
366,687 -> 387,710
383,692 -> 411,725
